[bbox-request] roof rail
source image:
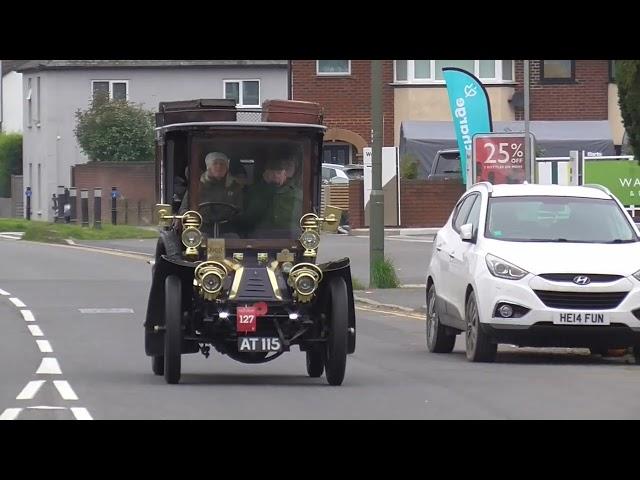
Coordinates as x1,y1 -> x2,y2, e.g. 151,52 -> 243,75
583,184 -> 612,195
472,181 -> 493,193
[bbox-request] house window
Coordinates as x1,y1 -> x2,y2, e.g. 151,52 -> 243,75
317,60 -> 351,76
223,80 -> 260,107
91,80 -> 129,101
541,60 -> 575,83
394,60 -> 514,84
322,144 -> 351,165
26,78 -> 33,127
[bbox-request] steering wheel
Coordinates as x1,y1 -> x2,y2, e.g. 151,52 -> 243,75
197,202 -> 240,223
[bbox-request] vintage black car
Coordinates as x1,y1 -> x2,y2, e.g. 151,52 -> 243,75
145,99 -> 356,385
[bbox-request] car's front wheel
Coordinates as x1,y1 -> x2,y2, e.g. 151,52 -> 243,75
306,350 -> 325,378
465,292 -> 497,363
151,355 -> 164,375
324,276 -> 348,386
426,284 -> 456,353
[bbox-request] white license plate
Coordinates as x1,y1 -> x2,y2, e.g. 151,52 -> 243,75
553,312 -> 610,325
237,337 -> 282,352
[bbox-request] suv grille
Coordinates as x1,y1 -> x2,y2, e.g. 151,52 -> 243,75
534,290 -> 628,310
538,274 -> 624,283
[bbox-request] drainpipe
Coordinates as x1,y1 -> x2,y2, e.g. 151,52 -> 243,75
287,60 -> 293,100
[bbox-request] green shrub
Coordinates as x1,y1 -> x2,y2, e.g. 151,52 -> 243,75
370,256 -> 400,289
400,154 -> 418,180
0,133 -> 23,197
616,61 -> 640,160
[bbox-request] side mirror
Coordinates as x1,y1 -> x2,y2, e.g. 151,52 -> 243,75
460,223 -> 475,243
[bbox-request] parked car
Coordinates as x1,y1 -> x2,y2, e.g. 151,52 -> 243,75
322,163 -> 350,185
340,164 -> 364,181
426,149 -> 461,182
425,182 -> 640,363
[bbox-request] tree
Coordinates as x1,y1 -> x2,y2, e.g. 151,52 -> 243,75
0,133 -> 23,197
615,60 -> 640,160
74,92 -> 155,162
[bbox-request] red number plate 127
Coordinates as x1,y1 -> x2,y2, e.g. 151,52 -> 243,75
236,306 -> 257,333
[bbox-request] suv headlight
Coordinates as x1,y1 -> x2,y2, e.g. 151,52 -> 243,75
486,254 -> 528,280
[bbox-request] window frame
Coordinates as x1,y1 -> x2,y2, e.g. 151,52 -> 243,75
223,79 -> 261,108
91,80 -> 130,101
393,60 -> 515,85
540,60 -> 576,84
316,60 -> 351,76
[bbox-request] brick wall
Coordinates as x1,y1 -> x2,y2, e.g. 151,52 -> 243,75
514,60 -> 609,120
291,61 -> 395,148
72,162 -> 155,224
400,180 -> 465,227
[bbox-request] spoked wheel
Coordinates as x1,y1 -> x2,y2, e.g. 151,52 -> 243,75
426,284 -> 456,353
324,276 -> 349,386
465,292 -> 497,363
164,275 -> 182,384
306,350 -> 325,378
151,355 -> 164,375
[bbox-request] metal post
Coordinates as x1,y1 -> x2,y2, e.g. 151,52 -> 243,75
81,189 -> 89,227
57,185 -> 65,222
25,187 -> 32,220
370,60 -> 385,286
93,188 -> 102,229
69,187 -> 77,224
524,60 -> 531,182
111,186 -> 117,225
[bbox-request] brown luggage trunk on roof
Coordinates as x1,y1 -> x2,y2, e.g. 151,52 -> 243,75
261,100 -> 323,124
156,99 -> 237,127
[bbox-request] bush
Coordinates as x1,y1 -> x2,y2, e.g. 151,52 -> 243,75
352,277 -> 366,290
616,61 -> 640,160
400,154 -> 418,179
0,133 -> 23,197
370,256 -> 400,289
74,92 -> 154,163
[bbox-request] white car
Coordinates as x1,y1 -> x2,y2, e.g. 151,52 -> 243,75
322,163 -> 350,185
425,182 -> 640,363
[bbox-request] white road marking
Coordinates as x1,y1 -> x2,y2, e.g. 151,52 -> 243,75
401,284 -> 427,288
16,380 -> 46,400
0,408 -> 22,420
20,310 -> 35,322
9,297 -> 26,307
36,357 -> 62,375
28,406 -> 66,410
36,340 -> 53,353
70,408 -> 93,420
28,325 -> 44,337
53,381 -> 78,400
79,308 -> 134,314
0,288 -> 10,296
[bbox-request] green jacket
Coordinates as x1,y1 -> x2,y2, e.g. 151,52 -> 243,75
179,173 -> 244,214
236,180 -> 303,235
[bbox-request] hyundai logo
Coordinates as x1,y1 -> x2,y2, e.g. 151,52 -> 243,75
573,275 -> 591,285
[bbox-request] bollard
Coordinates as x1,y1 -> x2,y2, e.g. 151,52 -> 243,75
111,186 -> 117,225
64,188 -> 71,223
81,189 -> 89,227
25,187 -> 32,221
57,185 -> 65,223
93,188 -> 102,229
69,188 -> 77,224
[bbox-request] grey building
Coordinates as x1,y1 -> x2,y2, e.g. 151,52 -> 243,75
16,60 -> 290,220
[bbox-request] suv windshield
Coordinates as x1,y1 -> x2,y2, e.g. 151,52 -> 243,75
485,196 -> 638,243
434,152 -> 461,174
179,134 -> 310,239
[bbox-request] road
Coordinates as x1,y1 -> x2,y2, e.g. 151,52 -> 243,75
1,237 -> 640,419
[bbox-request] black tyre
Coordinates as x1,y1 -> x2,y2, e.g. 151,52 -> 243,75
465,292 -> 497,363
634,346 -> 640,364
164,275 -> 182,384
151,355 -> 164,375
306,350 -> 325,378
324,277 -> 348,386
426,284 -> 456,353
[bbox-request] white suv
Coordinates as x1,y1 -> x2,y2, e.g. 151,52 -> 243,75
425,182 -> 640,363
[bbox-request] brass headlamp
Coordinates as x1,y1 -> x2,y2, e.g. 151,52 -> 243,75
194,261 -> 228,301
287,263 -> 323,303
